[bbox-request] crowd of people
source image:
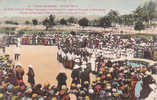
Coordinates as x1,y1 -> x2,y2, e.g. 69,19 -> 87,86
8,34 -> 58,46
1,32 -> 157,100
0,54 -> 72,100
56,32 -> 157,100
1,53 -> 157,100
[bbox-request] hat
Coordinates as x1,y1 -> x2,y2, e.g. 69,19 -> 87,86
73,65 -> 80,69
16,63 -> 22,67
84,81 -> 89,85
75,59 -> 80,63
61,85 -> 67,90
25,88 -> 32,93
0,93 -> 3,98
113,93 -> 119,96
1,83 -> 7,87
26,83 -> 31,89
101,75 -> 106,79
32,93 -> 38,98
60,90 -> 65,95
71,83 -> 76,88
95,84 -> 101,89
7,84 -> 14,90
106,84 -> 111,89
77,84 -> 81,89
20,85 -> 25,90
17,80 -> 23,84
44,81 -> 49,87
51,97 -> 57,100
145,71 -> 151,75
85,96 -> 90,100
89,88 -> 94,94
96,77 -> 101,81
106,73 -> 111,77
28,64 -> 32,68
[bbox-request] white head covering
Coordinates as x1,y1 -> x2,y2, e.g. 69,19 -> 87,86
73,65 -> 80,69
28,64 -> 32,68
16,62 -> 22,67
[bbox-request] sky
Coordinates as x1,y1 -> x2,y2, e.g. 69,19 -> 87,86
0,0 -> 156,17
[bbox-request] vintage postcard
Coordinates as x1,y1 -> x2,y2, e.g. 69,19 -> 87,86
0,0 -> 157,100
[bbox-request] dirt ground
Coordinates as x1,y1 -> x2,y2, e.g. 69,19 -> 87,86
4,45 -> 95,88
5,45 -> 72,87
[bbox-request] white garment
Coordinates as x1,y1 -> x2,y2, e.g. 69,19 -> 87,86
67,52 -> 72,60
61,51 -> 66,59
17,38 -> 21,47
90,55 -> 96,71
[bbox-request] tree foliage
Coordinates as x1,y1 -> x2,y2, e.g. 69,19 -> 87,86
78,17 -> 89,27
67,17 -> 77,24
60,18 -> 67,25
98,16 -> 112,27
134,21 -> 145,31
32,19 -> 38,25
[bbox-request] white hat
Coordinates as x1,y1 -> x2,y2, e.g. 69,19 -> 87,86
89,88 -> 94,94
75,59 -> 80,63
16,62 -> 22,67
73,65 -> 80,69
28,64 -> 32,68
145,71 -> 151,75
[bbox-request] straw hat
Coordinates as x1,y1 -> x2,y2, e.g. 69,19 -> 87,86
61,85 -> 67,90
0,93 -> 3,98
51,97 -> 57,100
96,77 -> 101,81
71,83 -> 76,87
32,93 -> 38,98
44,81 -> 49,87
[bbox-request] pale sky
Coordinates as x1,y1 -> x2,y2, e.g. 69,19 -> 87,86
0,0 -> 156,17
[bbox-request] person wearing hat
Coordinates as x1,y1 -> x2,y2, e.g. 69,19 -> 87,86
80,68 -> 90,87
14,47 -> 21,61
27,64 -> 35,87
71,66 -> 81,88
56,71 -> 67,90
15,64 -> 24,81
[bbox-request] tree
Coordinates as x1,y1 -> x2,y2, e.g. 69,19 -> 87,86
32,19 -> 38,25
25,21 -> 30,25
60,18 -> 67,25
5,21 -> 18,25
107,9 -> 119,24
42,18 -> 50,30
121,14 -> 134,26
134,21 -> 145,31
67,17 -> 77,24
98,16 -> 112,27
78,17 -> 89,27
134,1 -> 157,24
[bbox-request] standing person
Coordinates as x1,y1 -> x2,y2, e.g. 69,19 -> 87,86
2,46 -> 6,55
17,37 -> 21,47
14,47 -> 20,61
71,65 -> 81,86
56,71 -> 67,90
80,68 -> 90,87
15,64 -> 24,81
27,64 -> 35,87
